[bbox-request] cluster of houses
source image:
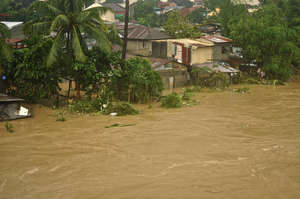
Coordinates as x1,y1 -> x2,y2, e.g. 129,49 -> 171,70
0,0 -> 258,89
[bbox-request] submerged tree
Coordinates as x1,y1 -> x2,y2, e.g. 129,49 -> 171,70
25,0 -> 112,98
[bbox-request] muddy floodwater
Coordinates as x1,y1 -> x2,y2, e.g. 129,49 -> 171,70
1,81 -> 300,199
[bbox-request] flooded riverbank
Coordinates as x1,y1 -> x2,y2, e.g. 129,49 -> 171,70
1,81 -> 300,199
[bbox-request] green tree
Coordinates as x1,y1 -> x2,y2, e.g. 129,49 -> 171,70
26,0 -> 112,98
0,22 -> 11,70
5,36 -> 61,101
163,11 -> 201,38
187,7 -> 208,24
230,2 -> 298,80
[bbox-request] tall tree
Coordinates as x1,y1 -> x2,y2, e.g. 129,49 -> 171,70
26,0 -> 112,98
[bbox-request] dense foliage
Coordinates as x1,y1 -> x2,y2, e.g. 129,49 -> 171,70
163,11 -> 201,38
186,7 -> 208,24
0,22 -> 11,70
205,0 -> 300,81
133,0 -> 166,27
111,57 -> 163,103
3,36 -> 61,101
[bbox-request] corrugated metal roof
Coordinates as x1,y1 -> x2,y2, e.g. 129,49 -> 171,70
102,3 -> 125,13
201,35 -> 232,43
193,62 -> 239,73
168,38 -> 214,47
126,26 -> 171,40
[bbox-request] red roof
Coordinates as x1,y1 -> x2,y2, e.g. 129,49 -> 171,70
6,38 -> 24,43
0,13 -> 9,17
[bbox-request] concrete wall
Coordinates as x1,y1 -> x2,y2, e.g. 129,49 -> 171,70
127,40 -> 152,56
158,69 -> 189,89
191,47 -> 213,65
212,44 -> 231,61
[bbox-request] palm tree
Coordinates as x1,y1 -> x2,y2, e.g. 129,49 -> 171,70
26,0 -> 113,98
0,22 -> 11,71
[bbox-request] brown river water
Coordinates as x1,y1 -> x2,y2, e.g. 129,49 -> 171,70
1,81 -> 300,199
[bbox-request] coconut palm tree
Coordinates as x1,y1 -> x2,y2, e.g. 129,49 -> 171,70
26,0 -> 113,98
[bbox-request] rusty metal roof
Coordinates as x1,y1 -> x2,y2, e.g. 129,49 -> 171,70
201,35 -> 232,43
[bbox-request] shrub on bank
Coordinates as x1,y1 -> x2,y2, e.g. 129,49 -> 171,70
161,93 -> 182,108
103,102 -> 139,116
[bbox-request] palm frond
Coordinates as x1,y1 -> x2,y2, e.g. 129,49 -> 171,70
83,22 -> 111,53
50,14 -> 70,32
107,25 -> 123,45
0,40 -> 12,61
72,26 -> 87,63
47,30 -> 64,67
28,0 -> 62,17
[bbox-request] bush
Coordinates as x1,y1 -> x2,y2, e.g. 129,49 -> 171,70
161,93 -> 182,108
103,102 -> 139,116
111,57 -> 163,103
263,63 -> 291,81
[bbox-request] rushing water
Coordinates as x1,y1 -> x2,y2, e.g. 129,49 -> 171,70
1,81 -> 300,199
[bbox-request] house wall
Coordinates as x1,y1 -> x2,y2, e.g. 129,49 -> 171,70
101,10 -> 115,22
191,47 -> 213,64
127,40 -> 152,56
212,44 -> 231,61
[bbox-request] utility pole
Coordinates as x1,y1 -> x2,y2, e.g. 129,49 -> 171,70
122,0 -> 129,60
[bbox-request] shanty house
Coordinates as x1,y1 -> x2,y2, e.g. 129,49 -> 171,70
123,25 -> 171,57
163,35 -> 232,65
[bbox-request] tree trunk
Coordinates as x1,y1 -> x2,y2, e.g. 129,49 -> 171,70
67,79 -> 72,98
75,80 -> 80,99
122,0 -> 129,62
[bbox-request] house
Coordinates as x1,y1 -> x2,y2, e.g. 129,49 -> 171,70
85,2 -> 116,22
1,21 -> 26,49
161,35 -> 232,65
118,24 -> 171,57
102,3 -> 125,20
